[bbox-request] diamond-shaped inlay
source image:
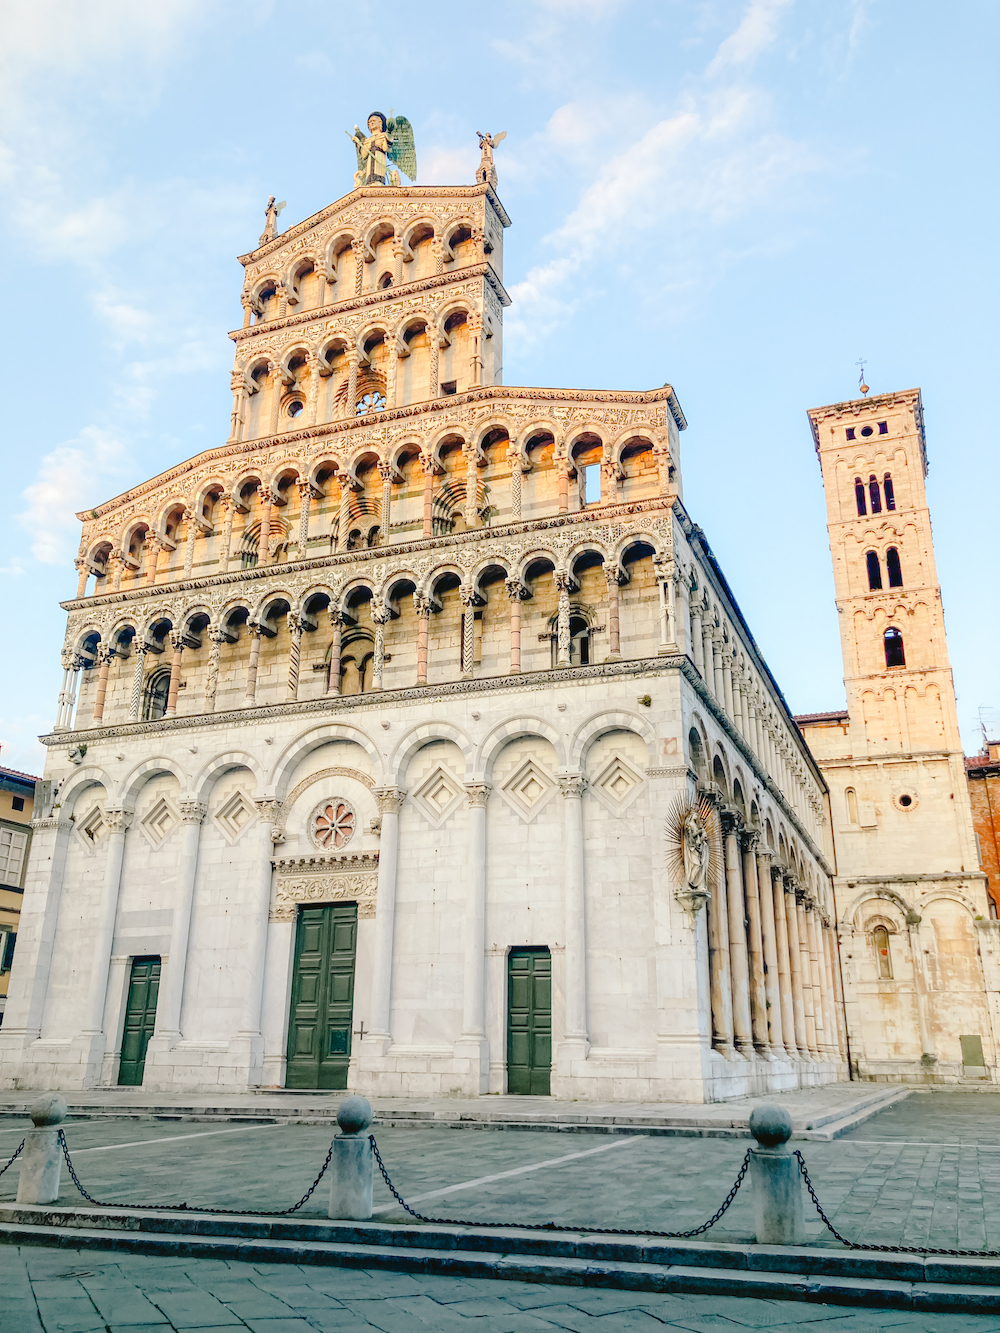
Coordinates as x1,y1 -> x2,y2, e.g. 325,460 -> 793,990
412,766 -> 465,828
77,806 -> 105,848
499,758 -> 557,823
215,791 -> 256,844
140,797 -> 178,847
591,754 -> 645,815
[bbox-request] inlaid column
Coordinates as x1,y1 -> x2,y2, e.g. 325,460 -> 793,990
257,487 -> 275,566
459,586 -> 476,678
376,463 -> 393,542
127,645 -> 148,722
421,456 -> 435,537
505,579 -> 526,674
559,774 -> 590,1055
165,633 -> 185,716
371,599 -> 390,691
722,813 -> 753,1057
287,615 -> 303,702
555,572 -> 571,666
756,848 -> 785,1056
92,644 -> 116,724
369,789 -> 406,1044
393,242 -> 405,286
796,893 -> 818,1055
337,474 -> 352,552
327,611 -> 345,694
605,566 -> 621,660
82,808 -> 131,1037
296,481 -> 318,554
509,450 -> 523,519
219,496 -> 236,565
183,510 -> 199,576
154,799 -> 206,1039
414,595 -> 431,685
707,805 -> 735,1058
742,829 -> 769,1055
464,445 -> 479,528
267,364 -> 283,435
205,629 -> 225,713
429,327 -> 440,398
783,879 -> 808,1057
461,784 -> 491,1044
244,624 -> 263,704
347,352 -> 359,412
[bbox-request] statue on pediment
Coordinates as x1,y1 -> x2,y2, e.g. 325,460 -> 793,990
348,111 -> 417,187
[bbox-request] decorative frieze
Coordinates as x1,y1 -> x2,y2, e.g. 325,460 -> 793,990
269,851 -> 380,922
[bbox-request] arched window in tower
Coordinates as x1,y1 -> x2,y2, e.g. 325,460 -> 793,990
143,668 -> 171,721
883,473 -> 896,510
868,475 -> 882,514
884,627 -> 905,668
866,551 -> 883,590
846,787 -> 859,824
855,478 -> 867,516
886,546 -> 903,587
872,925 -> 893,979
569,615 -> 591,666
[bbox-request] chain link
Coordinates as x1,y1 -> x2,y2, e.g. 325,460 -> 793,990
369,1135 -> 752,1238
57,1129 -> 335,1217
0,1139 -> 24,1180
794,1151 -> 1000,1259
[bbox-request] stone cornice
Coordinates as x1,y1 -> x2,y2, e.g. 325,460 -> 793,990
76,386 -> 686,522
231,263 -> 510,346
64,495 -> 677,612
272,852 -> 379,871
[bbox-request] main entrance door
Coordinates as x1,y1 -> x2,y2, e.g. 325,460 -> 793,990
507,947 -> 551,1095
286,903 -> 358,1089
118,956 -> 160,1086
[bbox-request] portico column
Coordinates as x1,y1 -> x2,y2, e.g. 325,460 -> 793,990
783,880 -> 809,1058
145,537 -> 162,586
797,894 -> 818,1055
654,556 -> 676,651
368,789 -> 406,1045
237,800 -> 279,1041
460,586 -> 476,678
378,464 -> 393,541
605,566 -> 621,660
154,800 -> 206,1039
287,615 -> 303,702
164,634 -> 184,716
460,784 -> 491,1044
826,923 -> 849,1060
371,600 -> 390,691
907,912 -> 937,1061
204,629 -> 225,713
690,601 -> 704,675
805,903 -> 826,1057
127,645 -> 148,722
559,774 -> 589,1055
772,870 -> 797,1056
505,578 -> 526,674
92,644 -> 115,724
245,624 -> 263,704
75,559 -> 90,598
742,829 -> 769,1055
327,612 -> 344,695
756,848 -> 784,1056
54,655 -> 73,731
707,802 -> 735,1058
82,808 -> 131,1039
556,572 -> 572,666
722,813 -> 753,1057
421,456 -> 435,537
712,632 -> 726,702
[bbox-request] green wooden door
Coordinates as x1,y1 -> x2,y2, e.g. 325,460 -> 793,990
507,947 -> 551,1095
286,903 -> 358,1089
118,956 -> 161,1086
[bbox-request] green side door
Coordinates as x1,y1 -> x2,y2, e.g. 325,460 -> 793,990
118,956 -> 161,1086
507,947 -> 551,1095
286,903 -> 358,1089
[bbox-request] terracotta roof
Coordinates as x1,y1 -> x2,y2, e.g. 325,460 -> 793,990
793,710 -> 850,725
0,766 -> 40,784
966,754 -> 1000,771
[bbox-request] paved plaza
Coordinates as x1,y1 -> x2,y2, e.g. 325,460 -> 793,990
1,1091 -> 999,1330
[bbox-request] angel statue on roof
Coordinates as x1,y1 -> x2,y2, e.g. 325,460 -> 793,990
347,111 -> 417,187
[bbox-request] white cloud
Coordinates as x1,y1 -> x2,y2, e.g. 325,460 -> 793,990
707,0 -> 794,75
0,716 -> 49,778
18,427 -> 131,565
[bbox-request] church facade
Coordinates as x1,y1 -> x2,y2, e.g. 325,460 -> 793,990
0,168 -> 847,1101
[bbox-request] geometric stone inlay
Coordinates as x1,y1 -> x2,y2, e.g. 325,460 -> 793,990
590,754 -> 645,815
310,798 -> 356,851
77,805 -> 106,849
411,765 -> 465,828
140,797 -> 178,848
498,757 -> 557,824
215,791 -> 256,845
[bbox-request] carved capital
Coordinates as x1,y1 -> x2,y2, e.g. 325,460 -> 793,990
465,783 -> 491,808
504,577 -> 528,601
557,773 -> 587,799
288,614 -> 304,638
742,827 -> 762,852
370,598 -> 392,626
375,787 -> 406,815
413,593 -> 433,618
104,808 -> 132,834
297,480 -> 321,500
604,564 -> 623,588
178,799 -> 207,825
720,808 -> 744,837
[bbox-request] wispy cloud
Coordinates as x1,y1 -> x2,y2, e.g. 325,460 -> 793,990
707,0 -> 794,75
18,427 -> 131,565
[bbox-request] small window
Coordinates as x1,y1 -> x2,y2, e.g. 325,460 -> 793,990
873,925 -> 892,979
440,380 -> 457,396
878,421 -> 888,434
845,427 -> 856,441
866,551 -> 882,590
868,475 -> 882,514
11,796 -> 24,812
855,478 -> 867,516
0,830 -> 28,886
355,392 -> 386,416
143,668 -> 171,721
584,464 -> 601,504
886,546 -> 903,587
378,272 -> 393,289
861,425 -> 874,438
884,628 -> 905,668
286,399 -> 304,418
846,787 -> 859,824
0,930 -> 15,972
883,473 -> 896,510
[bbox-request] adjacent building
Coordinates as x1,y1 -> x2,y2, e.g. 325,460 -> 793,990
967,740 -> 1000,921
0,767 -> 38,1024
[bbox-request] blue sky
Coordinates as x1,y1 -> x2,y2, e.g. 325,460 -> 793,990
1,0 -> 997,774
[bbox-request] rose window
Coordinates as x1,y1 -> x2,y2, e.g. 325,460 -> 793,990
311,800 -> 356,849
355,391 -> 386,416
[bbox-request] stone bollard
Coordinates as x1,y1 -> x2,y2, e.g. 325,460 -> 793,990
329,1096 -> 374,1221
747,1105 -> 804,1245
16,1093 -> 68,1205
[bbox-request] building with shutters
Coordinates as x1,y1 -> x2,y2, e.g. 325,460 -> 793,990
0,157 -> 848,1100
798,390 -> 1000,1085
0,767 -> 38,1025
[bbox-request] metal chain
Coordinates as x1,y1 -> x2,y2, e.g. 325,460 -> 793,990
57,1129 -> 335,1217
0,1139 -> 24,1180
369,1135 -> 752,1238
794,1151 -> 1000,1259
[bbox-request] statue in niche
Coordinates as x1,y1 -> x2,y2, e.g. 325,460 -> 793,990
348,111 -> 417,187
664,794 -> 720,918
476,130 -> 506,188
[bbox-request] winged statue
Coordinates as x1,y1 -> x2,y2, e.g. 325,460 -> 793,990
476,130 -> 506,188
347,111 -> 417,187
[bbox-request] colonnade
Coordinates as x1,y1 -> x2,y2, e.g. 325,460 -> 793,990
706,807 -> 845,1063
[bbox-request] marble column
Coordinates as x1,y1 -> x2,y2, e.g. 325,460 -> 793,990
605,566 -> 621,660
245,624 -> 263,704
145,537 -> 161,586
219,496 -> 236,565
237,801 -> 279,1040
368,789 -> 406,1047
772,871 -> 797,1057
421,456 -> 435,537
267,365 -> 282,435
712,632 -> 725,702
654,556 -> 676,651
82,809 -> 130,1038
127,645 -> 148,722
287,615 -> 303,702
460,587 -> 476,678
92,644 -> 115,724
109,551 -> 125,592
690,601 -> 705,675
907,913 -> 937,1061
370,601 -> 390,692
337,475 -> 352,552
204,629 -> 225,713
783,880 -> 809,1058
429,327 -> 440,398
721,645 -> 735,719
414,595 -> 431,685
464,445 -> 479,529
814,913 -> 837,1059
826,923 -> 849,1060
154,800 -> 206,1038
555,573 -> 572,666
459,784 -> 491,1051
165,634 -> 184,717
54,656 -> 73,731
75,559 -> 90,598
347,353 -> 359,413
742,830 -> 769,1055
183,510 -> 199,576
509,453 -> 522,519
559,774 -> 589,1056
756,848 -> 785,1056
257,487 -> 274,566
297,481 -> 319,554
797,894 -> 818,1055
505,578 -> 526,674
707,805 -> 735,1058
805,904 -> 827,1057
378,464 -> 393,541
722,814 -> 753,1057
327,612 -> 345,695
557,463 -> 569,515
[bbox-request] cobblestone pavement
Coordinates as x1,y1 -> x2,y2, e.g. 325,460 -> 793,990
6,1243 -> 1000,1333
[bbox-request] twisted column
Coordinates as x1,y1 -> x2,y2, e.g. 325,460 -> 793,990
127,645 -> 148,722
337,474 -> 352,552
555,572 -> 572,666
296,481 -> 319,554
287,615 -> 303,702
509,452 -> 522,519
459,585 -> 476,677
347,351 -> 359,411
